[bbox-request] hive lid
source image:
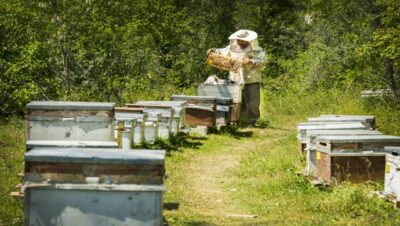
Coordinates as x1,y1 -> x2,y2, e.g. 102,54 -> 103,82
26,101 -> 114,111
27,141 -> 118,149
316,135 -> 400,143
385,146 -> 400,154
115,107 -> 145,112
135,101 -> 187,107
215,97 -> 233,104
307,129 -> 381,137
318,114 -> 375,120
171,95 -> 217,101
25,148 -> 166,165
298,122 -> 367,130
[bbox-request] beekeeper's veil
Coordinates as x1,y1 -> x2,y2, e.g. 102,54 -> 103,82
228,29 -> 260,52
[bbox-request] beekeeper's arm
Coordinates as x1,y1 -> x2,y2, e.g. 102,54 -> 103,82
243,49 -> 266,68
207,45 -> 230,57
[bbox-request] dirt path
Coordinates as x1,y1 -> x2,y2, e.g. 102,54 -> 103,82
164,128 -> 286,225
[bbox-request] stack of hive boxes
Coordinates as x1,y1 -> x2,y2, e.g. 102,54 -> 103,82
382,146 -> 400,207
298,115 -> 400,185
198,83 -> 242,124
22,101 -> 166,226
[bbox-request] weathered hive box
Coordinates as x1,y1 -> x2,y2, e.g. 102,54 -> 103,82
312,115 -> 376,129
24,148 -> 165,184
144,113 -> 162,143
143,108 -> 173,139
304,130 -> 382,177
23,148 -> 166,226
26,101 -> 115,142
115,107 -> 148,147
383,146 -> 400,205
315,135 -> 400,184
198,83 -> 242,104
128,101 -> 187,135
171,95 -> 217,127
297,122 -> 368,155
216,97 -> 234,125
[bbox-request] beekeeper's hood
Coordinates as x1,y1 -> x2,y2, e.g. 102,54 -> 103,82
228,29 -> 261,51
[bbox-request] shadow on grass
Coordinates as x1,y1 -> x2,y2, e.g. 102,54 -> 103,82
208,125 -> 254,140
163,202 -> 180,210
163,218 -> 217,226
137,132 -> 205,154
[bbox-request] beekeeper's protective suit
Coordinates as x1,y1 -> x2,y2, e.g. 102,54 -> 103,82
208,29 -> 266,125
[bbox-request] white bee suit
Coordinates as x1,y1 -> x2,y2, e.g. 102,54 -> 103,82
214,31 -> 266,84
213,30 -> 266,125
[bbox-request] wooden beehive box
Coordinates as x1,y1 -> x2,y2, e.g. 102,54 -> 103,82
142,108 -> 173,139
297,122 -> 369,156
26,101 -> 115,142
115,107 -> 148,146
215,97 -> 234,125
315,135 -> 400,184
23,148 -> 166,226
304,129 -> 382,177
128,101 -> 187,135
24,148 -> 166,184
383,146 -> 400,206
198,83 -> 243,104
171,95 -> 217,127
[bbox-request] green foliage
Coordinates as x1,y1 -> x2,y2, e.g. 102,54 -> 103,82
1,0 -> 400,115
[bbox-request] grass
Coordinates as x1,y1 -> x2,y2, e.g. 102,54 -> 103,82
163,88 -> 400,225
1,88 -> 400,225
0,117 -> 25,226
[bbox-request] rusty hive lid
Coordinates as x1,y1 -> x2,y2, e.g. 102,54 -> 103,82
26,101 -> 115,111
25,148 -> 166,165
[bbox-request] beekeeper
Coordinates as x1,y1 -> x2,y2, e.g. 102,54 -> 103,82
207,29 -> 266,126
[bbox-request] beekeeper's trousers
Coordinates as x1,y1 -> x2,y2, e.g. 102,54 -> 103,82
242,82 -> 260,124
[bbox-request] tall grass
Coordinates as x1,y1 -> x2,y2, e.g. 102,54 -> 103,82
265,88 -> 400,135
226,88 -> 400,224
0,117 -> 25,225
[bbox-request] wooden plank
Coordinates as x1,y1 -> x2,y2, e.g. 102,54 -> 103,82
115,107 -> 145,112
317,152 -> 331,183
230,103 -> 241,122
331,155 -> 385,183
25,162 -> 164,175
184,107 -> 215,127
24,172 -> 164,185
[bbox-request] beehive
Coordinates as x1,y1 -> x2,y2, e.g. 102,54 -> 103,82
26,101 -> 115,142
115,107 -> 148,147
128,101 -> 187,135
315,135 -> 400,184
383,146 -> 400,206
304,130 -> 382,177
171,95 -> 217,127
23,148 -> 166,226
297,122 -> 369,155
